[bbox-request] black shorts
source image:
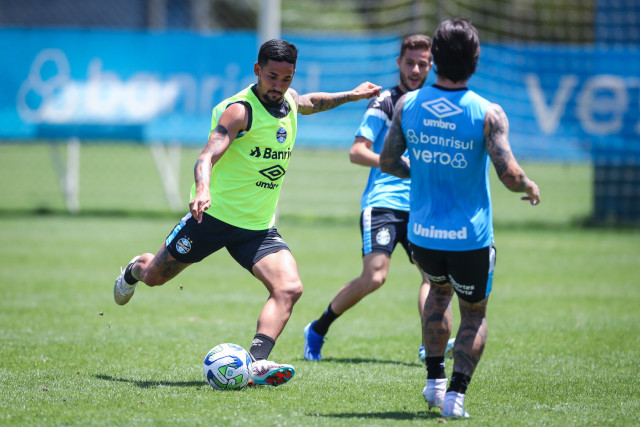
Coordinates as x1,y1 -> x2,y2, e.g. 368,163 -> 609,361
410,243 -> 497,303
361,207 -> 411,260
164,213 -> 290,273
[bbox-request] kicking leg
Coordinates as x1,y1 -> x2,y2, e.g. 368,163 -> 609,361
134,243 -> 191,287
114,243 -> 190,305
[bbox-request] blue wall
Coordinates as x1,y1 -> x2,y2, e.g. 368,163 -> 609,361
1,28 -> 639,162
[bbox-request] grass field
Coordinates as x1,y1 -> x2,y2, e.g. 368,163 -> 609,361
1,145 -> 639,425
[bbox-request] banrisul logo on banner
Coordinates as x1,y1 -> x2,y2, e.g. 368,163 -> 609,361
2,29 -> 638,160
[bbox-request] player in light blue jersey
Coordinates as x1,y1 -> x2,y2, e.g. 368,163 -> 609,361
381,19 -> 540,418
303,35 -> 456,362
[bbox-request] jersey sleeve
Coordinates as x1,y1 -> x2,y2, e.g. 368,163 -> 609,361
354,90 -> 394,142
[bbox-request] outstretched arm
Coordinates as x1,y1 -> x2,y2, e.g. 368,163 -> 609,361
190,103 -> 248,222
485,103 -> 540,205
292,82 -> 381,115
380,96 -> 410,179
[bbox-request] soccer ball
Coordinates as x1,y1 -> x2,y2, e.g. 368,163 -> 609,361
203,343 -> 252,390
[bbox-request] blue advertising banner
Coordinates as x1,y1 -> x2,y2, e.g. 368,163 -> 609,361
1,28 -> 639,162
473,44 -> 640,162
2,29 -> 260,144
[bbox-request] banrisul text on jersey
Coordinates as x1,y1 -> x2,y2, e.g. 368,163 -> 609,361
401,86 -> 492,251
190,85 -> 298,230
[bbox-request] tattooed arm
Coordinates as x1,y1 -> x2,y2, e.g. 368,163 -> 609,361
484,103 -> 540,205
291,82 -> 381,115
380,95 -> 411,179
190,103 -> 249,222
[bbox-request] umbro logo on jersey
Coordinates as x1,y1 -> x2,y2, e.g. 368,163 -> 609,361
259,165 -> 286,181
421,97 -> 463,119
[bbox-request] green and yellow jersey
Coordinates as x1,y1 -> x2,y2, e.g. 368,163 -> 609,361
190,85 -> 298,230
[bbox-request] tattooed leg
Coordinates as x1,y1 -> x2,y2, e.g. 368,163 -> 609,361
132,243 -> 191,287
451,296 -> 489,378
423,283 -> 454,357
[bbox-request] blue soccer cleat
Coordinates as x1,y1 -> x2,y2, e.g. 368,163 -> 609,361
303,321 -> 325,361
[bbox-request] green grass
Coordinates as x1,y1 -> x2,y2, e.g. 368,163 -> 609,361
0,144 -> 592,225
1,146 -> 639,425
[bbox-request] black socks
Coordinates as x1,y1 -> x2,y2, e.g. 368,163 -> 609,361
123,262 -> 138,285
448,372 -> 471,394
249,333 -> 275,361
312,304 -> 340,336
425,356 -> 446,379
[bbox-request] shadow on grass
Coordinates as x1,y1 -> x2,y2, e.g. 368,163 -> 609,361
311,357 -> 421,368
95,374 -> 203,388
315,410 -> 441,421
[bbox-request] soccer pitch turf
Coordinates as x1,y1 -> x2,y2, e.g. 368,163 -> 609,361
1,148 -> 639,425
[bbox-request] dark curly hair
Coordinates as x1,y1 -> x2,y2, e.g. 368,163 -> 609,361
258,39 -> 298,68
431,19 -> 480,83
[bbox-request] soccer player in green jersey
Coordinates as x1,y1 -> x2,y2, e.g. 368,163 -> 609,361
113,39 -> 381,387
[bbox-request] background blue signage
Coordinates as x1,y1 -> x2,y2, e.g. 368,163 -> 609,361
1,29 -> 638,162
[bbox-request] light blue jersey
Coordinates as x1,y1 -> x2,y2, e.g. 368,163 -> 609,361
357,86 -> 410,212
402,85 -> 492,251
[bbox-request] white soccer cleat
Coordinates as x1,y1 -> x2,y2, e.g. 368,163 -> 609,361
442,391 -> 470,418
422,378 -> 448,410
249,360 -> 295,387
113,256 -> 140,306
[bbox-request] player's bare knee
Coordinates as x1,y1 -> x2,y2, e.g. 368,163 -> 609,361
367,272 -> 386,291
459,298 -> 488,319
140,270 -> 168,287
278,278 -> 303,304
289,279 -> 304,302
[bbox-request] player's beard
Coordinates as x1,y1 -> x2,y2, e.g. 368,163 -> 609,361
257,78 -> 285,107
264,90 -> 285,107
400,72 -> 426,92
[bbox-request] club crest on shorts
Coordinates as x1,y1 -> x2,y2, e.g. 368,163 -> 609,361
276,127 -> 287,143
376,228 -> 391,245
176,237 -> 192,254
